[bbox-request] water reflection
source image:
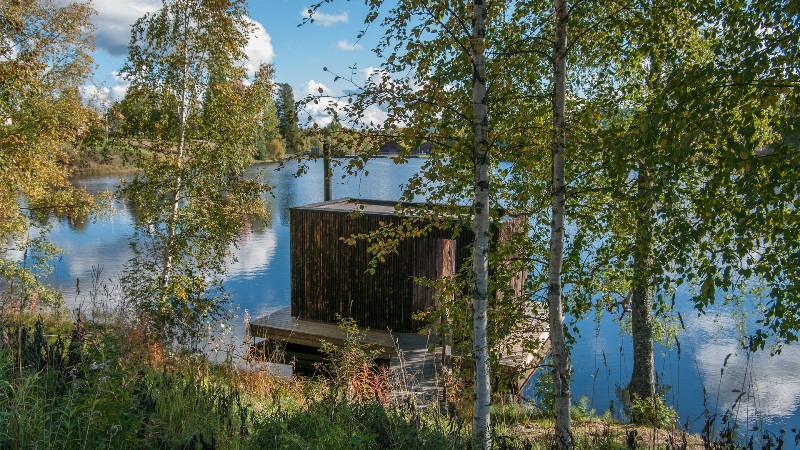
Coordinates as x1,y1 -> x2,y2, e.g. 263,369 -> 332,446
226,226 -> 277,280
688,311 -> 800,424
44,201 -> 134,301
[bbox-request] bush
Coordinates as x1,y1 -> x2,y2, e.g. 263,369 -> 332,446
318,317 -> 389,404
629,395 -> 677,428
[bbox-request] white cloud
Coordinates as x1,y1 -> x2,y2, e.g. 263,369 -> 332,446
80,71 -> 130,106
363,66 -> 383,81
336,40 -> 363,51
363,66 -> 398,91
305,80 -> 331,96
226,228 -> 278,279
109,72 -> 131,102
361,104 -> 388,127
303,80 -> 344,127
91,0 -> 161,56
300,8 -> 349,27
686,312 -> 800,421
1,37 -> 17,61
302,79 -> 389,128
241,18 -> 275,76
92,2 -> 275,75
79,84 -> 111,108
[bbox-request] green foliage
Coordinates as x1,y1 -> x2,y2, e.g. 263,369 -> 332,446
309,5 -> 554,431
116,0 -> 271,342
251,80 -> 281,160
276,83 -> 302,154
0,0 -> 100,310
255,138 -> 285,161
249,399 -> 467,449
628,396 -> 677,429
318,317 -> 388,403
531,362 -> 555,416
0,315 -> 255,449
0,310 -> 474,450
572,396 -> 597,421
491,402 -> 548,426
306,1 -> 798,445
0,236 -> 63,313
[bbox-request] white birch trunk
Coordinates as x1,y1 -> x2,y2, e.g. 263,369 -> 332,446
549,0 -> 572,447
471,0 -> 491,448
160,7 -> 190,290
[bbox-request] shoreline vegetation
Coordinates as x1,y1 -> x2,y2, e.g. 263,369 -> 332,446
66,147 -> 287,178
64,154 -> 427,179
53,150 -> 794,450
0,306 -> 707,450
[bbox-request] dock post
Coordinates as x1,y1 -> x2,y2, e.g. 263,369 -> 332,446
323,139 -> 331,201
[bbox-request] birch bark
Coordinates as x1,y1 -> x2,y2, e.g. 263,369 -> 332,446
470,0 -> 491,448
549,0 -> 572,446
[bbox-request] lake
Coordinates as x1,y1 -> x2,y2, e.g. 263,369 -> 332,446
37,158 -> 800,440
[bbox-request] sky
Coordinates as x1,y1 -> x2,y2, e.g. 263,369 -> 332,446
85,0 -> 388,126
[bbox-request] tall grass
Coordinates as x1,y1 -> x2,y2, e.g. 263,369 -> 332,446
5,305 -> 758,449
0,311 -> 475,449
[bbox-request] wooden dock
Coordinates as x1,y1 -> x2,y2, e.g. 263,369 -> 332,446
250,307 -> 395,360
249,307 -> 549,400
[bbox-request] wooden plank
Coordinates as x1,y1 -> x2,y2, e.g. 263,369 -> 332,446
251,308 -> 551,397
389,332 -> 444,402
251,307 -> 394,359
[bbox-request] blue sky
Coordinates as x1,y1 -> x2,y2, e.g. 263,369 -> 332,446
85,0 -> 388,125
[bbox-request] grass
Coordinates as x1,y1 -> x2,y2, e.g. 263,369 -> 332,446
0,310 -> 473,449
3,306 -> 783,450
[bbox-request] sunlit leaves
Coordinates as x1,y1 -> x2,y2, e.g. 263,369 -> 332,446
117,0 -> 270,341
0,0 -> 98,308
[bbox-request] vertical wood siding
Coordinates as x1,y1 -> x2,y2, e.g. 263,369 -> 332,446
290,201 -> 524,332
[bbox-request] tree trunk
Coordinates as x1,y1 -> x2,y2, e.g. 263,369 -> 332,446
160,8 -> 190,291
628,61 -> 659,405
470,0 -> 491,448
549,0 -> 572,447
628,161 -> 656,403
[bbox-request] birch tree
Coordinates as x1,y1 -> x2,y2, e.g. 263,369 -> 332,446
306,0 -> 561,446
577,0 -> 714,404
683,0 -> 799,352
469,2 -> 492,446
547,0 -> 572,444
118,0 -> 270,341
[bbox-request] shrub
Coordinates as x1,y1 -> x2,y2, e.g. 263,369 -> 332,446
629,395 -> 677,428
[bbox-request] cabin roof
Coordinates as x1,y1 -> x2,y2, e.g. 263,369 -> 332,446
293,198 -> 400,215
291,198 -> 524,222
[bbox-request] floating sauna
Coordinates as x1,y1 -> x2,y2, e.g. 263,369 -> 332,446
289,198 -> 526,332
250,198 -> 546,395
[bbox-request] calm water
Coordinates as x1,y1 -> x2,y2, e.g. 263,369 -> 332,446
38,159 -> 800,438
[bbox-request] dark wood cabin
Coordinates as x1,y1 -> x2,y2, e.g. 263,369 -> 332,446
290,198 -> 527,332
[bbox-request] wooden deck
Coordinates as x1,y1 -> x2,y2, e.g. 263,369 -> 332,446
249,307 -> 549,399
249,307 -> 395,359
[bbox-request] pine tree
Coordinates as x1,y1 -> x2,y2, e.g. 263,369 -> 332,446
276,83 -> 301,153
